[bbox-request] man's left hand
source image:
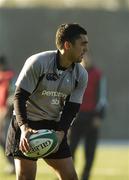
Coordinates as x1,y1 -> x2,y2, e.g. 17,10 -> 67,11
92,117 -> 102,128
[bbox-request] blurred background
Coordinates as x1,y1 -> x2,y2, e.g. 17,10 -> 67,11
0,0 -> 129,179
0,0 -> 129,140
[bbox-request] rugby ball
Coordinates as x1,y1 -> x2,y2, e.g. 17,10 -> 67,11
23,129 -> 58,158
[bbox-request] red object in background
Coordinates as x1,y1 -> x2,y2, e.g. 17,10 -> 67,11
0,70 -> 14,108
80,67 -> 102,112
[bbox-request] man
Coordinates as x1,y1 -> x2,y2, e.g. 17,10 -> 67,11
70,54 -> 107,180
6,23 -> 89,180
0,55 -> 15,173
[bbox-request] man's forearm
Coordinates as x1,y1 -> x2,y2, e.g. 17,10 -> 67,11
14,87 -> 30,127
58,102 -> 80,133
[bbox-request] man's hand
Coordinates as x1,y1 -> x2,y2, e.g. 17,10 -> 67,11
52,130 -> 64,153
56,130 -> 65,145
92,116 -> 102,128
19,124 -> 38,153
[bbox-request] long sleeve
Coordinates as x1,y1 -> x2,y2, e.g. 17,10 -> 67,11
58,99 -> 80,133
95,76 -> 108,118
14,87 -> 30,126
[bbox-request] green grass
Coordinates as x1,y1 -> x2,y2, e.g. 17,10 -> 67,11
0,144 -> 129,180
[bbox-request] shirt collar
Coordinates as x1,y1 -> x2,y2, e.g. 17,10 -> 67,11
54,50 -> 75,73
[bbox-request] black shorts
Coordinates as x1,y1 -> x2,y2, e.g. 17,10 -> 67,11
5,116 -> 71,161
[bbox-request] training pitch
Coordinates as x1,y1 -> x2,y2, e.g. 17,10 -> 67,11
0,141 -> 128,180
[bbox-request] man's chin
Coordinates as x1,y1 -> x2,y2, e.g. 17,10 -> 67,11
77,58 -> 82,63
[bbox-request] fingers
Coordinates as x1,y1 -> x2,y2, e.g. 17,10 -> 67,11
19,138 -> 30,152
56,130 -> 64,144
51,130 -> 65,154
19,128 -> 38,153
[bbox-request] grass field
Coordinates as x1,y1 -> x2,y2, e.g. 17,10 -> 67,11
0,142 -> 129,180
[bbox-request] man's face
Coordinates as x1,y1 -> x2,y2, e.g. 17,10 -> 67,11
69,34 -> 89,63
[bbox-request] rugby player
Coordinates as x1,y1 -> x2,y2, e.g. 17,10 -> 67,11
6,23 -> 88,180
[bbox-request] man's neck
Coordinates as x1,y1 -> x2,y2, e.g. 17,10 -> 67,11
58,51 -> 73,69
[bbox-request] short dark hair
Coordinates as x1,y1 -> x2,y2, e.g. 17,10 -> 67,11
56,23 -> 87,49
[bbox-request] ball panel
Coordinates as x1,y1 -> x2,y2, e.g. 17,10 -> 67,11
40,131 -> 59,157
23,129 -> 58,158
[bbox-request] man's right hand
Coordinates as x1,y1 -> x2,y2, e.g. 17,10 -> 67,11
19,124 -> 38,153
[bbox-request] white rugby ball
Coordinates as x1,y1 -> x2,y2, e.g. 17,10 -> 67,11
23,129 -> 58,158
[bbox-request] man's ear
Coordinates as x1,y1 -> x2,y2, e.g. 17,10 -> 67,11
64,41 -> 71,50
